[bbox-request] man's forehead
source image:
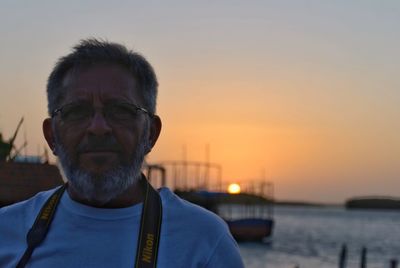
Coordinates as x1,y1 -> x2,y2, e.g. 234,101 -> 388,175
60,63 -> 142,103
61,63 -> 135,87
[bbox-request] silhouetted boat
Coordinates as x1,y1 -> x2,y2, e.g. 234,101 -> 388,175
226,218 -> 274,242
174,190 -> 275,242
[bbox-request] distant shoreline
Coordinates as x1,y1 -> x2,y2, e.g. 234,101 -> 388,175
274,197 -> 400,211
345,197 -> 400,210
273,201 -> 340,207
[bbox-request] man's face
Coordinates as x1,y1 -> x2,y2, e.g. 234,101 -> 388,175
45,63 -> 156,204
57,64 -> 148,172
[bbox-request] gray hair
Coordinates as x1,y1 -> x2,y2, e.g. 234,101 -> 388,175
46,38 -> 158,115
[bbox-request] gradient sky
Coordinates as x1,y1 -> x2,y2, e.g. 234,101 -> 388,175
0,1 -> 399,203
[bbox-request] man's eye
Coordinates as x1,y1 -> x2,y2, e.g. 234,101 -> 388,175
107,105 -> 137,120
62,105 -> 92,121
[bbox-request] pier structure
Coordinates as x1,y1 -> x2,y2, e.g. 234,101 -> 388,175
144,160 -> 223,192
143,161 -> 275,242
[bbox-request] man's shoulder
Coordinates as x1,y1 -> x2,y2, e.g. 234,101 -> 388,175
0,187 -> 61,219
0,187 -> 62,252
159,188 -> 228,231
157,188 -> 244,267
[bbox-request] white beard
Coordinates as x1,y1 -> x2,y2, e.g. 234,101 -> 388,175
55,131 -> 148,205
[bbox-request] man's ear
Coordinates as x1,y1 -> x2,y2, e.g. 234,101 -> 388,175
43,118 -> 57,156
146,115 -> 162,153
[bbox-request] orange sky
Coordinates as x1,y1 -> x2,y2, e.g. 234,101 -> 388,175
0,1 -> 399,203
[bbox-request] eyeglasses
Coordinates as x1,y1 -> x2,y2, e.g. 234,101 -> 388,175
52,102 -> 152,126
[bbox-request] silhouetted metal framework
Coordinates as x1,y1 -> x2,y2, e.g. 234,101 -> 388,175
147,161 -> 223,192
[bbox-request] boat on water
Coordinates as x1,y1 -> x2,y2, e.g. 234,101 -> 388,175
225,218 -> 274,242
175,189 -> 275,242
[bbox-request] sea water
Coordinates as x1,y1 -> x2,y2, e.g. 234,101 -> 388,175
237,205 -> 400,268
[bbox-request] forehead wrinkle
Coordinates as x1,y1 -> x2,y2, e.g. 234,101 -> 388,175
60,64 -> 142,105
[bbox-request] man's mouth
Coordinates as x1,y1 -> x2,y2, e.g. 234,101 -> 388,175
77,139 -> 122,165
78,150 -> 120,169
81,151 -> 116,154
79,147 -> 120,157
80,150 -> 119,158
81,149 -> 118,153
79,146 -> 120,153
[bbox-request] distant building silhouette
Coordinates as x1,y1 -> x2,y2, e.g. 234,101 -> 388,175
0,161 -> 63,207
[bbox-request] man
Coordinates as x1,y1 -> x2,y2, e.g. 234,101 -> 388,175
0,39 -> 244,267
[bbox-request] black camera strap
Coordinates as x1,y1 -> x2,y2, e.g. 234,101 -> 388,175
16,184 -> 66,268
135,177 -> 163,268
16,176 -> 162,268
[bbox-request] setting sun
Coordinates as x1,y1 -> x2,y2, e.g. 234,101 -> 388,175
227,183 -> 241,194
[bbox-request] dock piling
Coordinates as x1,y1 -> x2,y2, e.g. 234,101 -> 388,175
390,259 -> 398,268
360,247 -> 367,268
339,244 -> 347,268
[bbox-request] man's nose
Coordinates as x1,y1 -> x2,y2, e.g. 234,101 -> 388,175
86,111 -> 112,135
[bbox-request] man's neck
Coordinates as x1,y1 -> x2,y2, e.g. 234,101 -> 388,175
66,180 -> 145,208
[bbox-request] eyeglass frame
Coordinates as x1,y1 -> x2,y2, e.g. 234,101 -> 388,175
51,101 -> 154,126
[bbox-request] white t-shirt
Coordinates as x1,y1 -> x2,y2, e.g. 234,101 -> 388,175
0,187 -> 244,268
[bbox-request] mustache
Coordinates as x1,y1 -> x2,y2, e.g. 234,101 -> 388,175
77,136 -> 122,153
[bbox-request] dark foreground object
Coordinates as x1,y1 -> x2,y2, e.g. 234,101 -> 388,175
346,198 -> 400,210
0,162 -> 63,207
226,218 -> 274,242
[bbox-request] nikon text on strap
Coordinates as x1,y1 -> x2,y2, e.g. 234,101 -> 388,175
16,176 -> 162,268
135,176 -> 162,268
